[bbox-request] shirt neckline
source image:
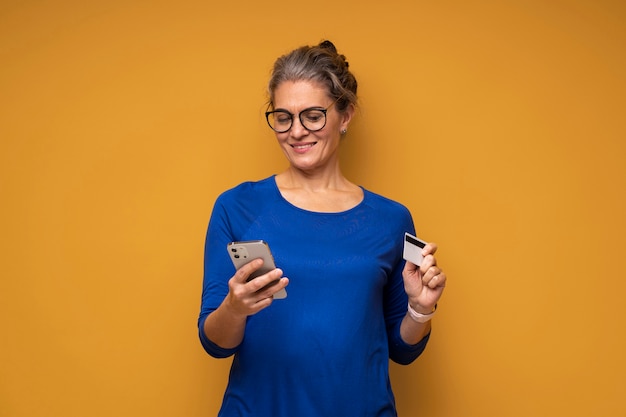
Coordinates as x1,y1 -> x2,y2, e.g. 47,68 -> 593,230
269,175 -> 367,216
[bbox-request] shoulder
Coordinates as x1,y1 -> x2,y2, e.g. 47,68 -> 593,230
362,188 -> 411,217
360,187 -> 415,234
215,176 -> 277,205
208,176 -> 281,236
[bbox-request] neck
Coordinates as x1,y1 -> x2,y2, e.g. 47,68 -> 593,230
278,164 -> 349,192
274,166 -> 363,213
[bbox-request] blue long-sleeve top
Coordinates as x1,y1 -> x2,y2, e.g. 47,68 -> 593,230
198,176 -> 429,417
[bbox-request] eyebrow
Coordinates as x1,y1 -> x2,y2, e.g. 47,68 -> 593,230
271,105 -> 328,113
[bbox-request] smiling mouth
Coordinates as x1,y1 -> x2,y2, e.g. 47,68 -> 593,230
291,142 -> 317,150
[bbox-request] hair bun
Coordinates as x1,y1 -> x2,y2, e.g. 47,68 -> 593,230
319,40 -> 349,68
319,40 -> 337,53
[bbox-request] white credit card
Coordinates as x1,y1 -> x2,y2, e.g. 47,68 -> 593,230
403,232 -> 426,266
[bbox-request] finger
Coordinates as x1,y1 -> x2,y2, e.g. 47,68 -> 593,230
233,258 -> 265,283
421,265 -> 441,285
255,277 -> 289,300
426,271 -> 447,289
420,254 -> 437,274
422,242 -> 438,256
250,277 -> 289,314
254,295 -> 274,308
247,268 -> 284,292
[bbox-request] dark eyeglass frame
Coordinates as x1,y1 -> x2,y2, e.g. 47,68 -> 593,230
265,94 -> 344,133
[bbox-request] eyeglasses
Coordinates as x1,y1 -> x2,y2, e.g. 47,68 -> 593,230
265,95 -> 343,133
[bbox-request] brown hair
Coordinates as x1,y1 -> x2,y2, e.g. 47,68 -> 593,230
267,40 -> 358,113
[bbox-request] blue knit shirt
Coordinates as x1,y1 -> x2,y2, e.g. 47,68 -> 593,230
198,176 -> 429,417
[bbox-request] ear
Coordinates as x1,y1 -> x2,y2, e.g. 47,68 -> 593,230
339,104 -> 355,132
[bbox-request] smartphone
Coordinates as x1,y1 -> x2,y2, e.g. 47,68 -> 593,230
227,240 -> 287,299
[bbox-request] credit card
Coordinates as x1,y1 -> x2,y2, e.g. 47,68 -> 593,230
403,232 -> 426,266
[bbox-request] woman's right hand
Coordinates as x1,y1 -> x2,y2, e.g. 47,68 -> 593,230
224,258 -> 289,318
203,259 -> 288,349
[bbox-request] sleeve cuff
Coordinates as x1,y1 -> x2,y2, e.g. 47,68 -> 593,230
388,325 -> 431,365
198,316 -> 239,358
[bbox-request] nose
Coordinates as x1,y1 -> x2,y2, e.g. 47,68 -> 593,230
289,116 -> 310,139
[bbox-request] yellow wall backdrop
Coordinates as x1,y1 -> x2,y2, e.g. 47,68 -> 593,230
1,1 -> 625,416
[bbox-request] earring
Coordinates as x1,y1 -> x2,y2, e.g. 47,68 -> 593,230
341,129 -> 347,135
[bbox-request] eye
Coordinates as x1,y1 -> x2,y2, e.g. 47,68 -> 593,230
274,112 -> 292,125
302,110 -> 324,123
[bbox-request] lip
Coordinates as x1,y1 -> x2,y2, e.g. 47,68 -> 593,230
290,142 -> 317,154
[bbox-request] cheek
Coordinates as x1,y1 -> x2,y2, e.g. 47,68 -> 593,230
275,134 -> 293,149
274,132 -> 288,142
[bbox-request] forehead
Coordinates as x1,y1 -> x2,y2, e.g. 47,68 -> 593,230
273,80 -> 331,109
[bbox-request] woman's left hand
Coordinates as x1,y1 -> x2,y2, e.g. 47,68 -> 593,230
402,242 -> 447,313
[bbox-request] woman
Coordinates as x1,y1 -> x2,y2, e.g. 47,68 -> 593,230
198,40 -> 447,417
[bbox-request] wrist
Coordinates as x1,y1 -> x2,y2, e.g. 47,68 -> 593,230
222,296 -> 250,320
407,303 -> 437,323
408,301 -> 435,315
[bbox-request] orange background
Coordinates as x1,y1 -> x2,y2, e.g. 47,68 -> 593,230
1,1 -> 625,416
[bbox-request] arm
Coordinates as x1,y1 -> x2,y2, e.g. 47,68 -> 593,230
399,313 -> 432,346
385,242 -> 445,364
400,242 -> 446,345
198,197 -> 288,356
202,260 -> 288,350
